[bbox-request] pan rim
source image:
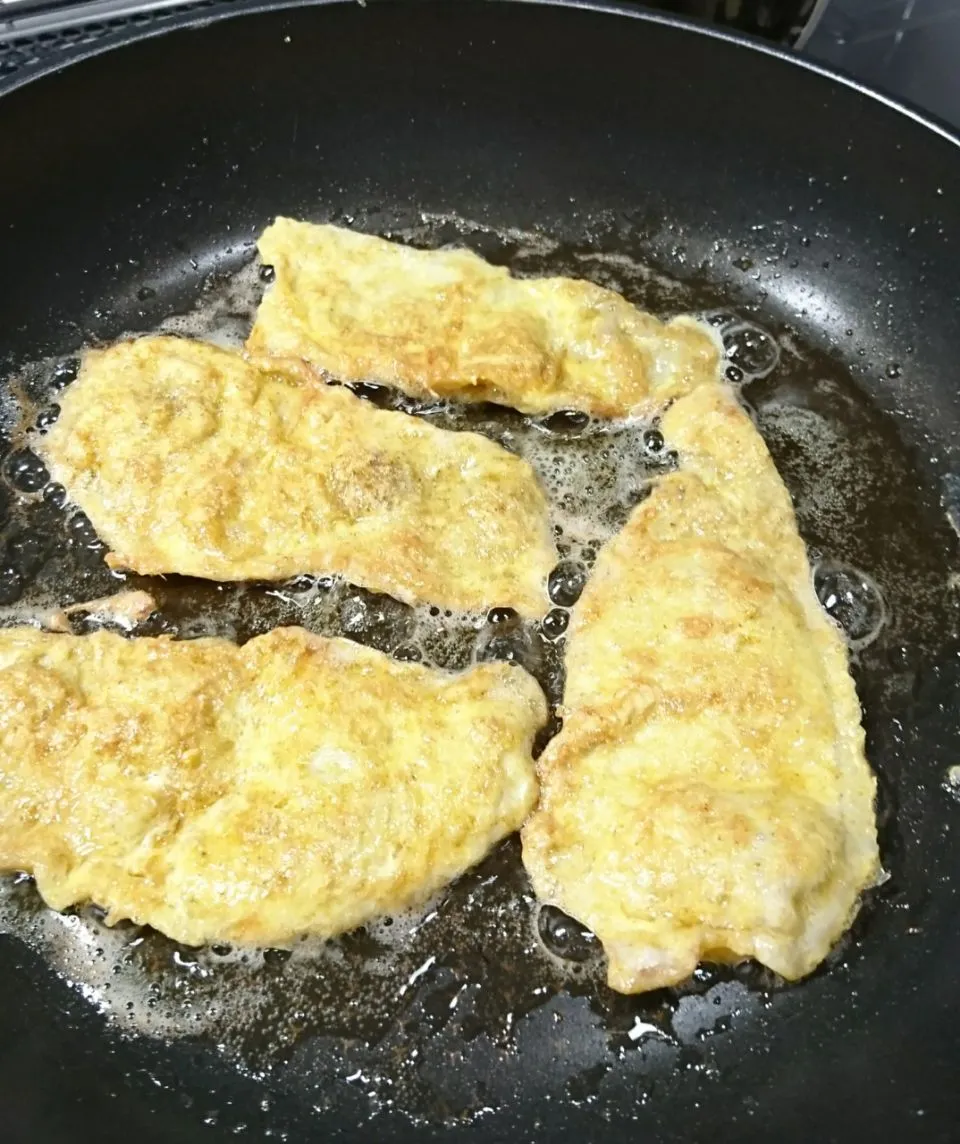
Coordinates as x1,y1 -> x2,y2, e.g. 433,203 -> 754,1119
0,0 -> 959,154
1,4 -> 959,1140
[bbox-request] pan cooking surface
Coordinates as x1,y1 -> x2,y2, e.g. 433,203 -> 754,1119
0,2 -> 959,1141
0,213 -> 955,1126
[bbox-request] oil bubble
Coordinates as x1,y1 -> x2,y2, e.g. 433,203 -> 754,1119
5,449 -> 49,493
50,358 -> 80,391
475,622 -> 542,673
548,562 -> 586,608
35,405 -> 60,432
66,511 -> 104,552
722,323 -> 780,380
393,645 -> 423,663
541,609 -> 569,641
285,574 -> 316,594
538,410 -> 590,436
6,532 -> 48,577
814,559 -> 886,648
536,905 -> 600,963
347,381 -> 393,408
642,428 -> 664,455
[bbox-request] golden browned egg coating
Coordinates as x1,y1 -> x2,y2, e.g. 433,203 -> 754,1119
247,219 -> 721,418
522,383 -> 879,993
40,337 -> 557,616
0,626 -> 546,946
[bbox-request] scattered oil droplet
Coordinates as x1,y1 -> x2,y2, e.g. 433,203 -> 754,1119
886,362 -> 902,379
341,594 -> 371,633
725,364 -> 744,384
262,948 -> 292,969
172,947 -> 199,969
259,264 -> 276,283
339,590 -> 413,649
548,562 -> 586,608
0,566 -> 24,605
814,559 -> 887,648
487,606 -> 519,627
137,286 -> 156,302
536,905 -> 599,963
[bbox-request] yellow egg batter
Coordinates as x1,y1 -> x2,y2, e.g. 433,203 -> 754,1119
0,626 -> 546,946
40,337 -> 557,616
248,218 -> 721,418
522,383 -> 879,992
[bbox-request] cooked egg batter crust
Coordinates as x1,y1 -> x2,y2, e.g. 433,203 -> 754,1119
40,337 -> 557,616
522,383 -> 879,993
0,626 -> 546,946
247,219 -> 720,418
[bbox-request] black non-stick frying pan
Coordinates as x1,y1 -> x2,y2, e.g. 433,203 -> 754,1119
1,2 -> 959,1141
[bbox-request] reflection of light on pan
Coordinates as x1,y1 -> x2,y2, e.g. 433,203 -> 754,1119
942,473 -> 960,538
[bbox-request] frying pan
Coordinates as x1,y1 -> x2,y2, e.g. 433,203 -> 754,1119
1,1 -> 959,1141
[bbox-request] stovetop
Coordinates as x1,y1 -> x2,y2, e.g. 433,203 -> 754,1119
1,0 -> 959,130
801,0 -> 960,129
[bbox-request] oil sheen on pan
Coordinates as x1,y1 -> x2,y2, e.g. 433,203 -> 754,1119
247,218 -> 722,418
522,381 -> 879,993
38,336 -> 558,617
0,214 -> 899,1089
0,625 -> 546,946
